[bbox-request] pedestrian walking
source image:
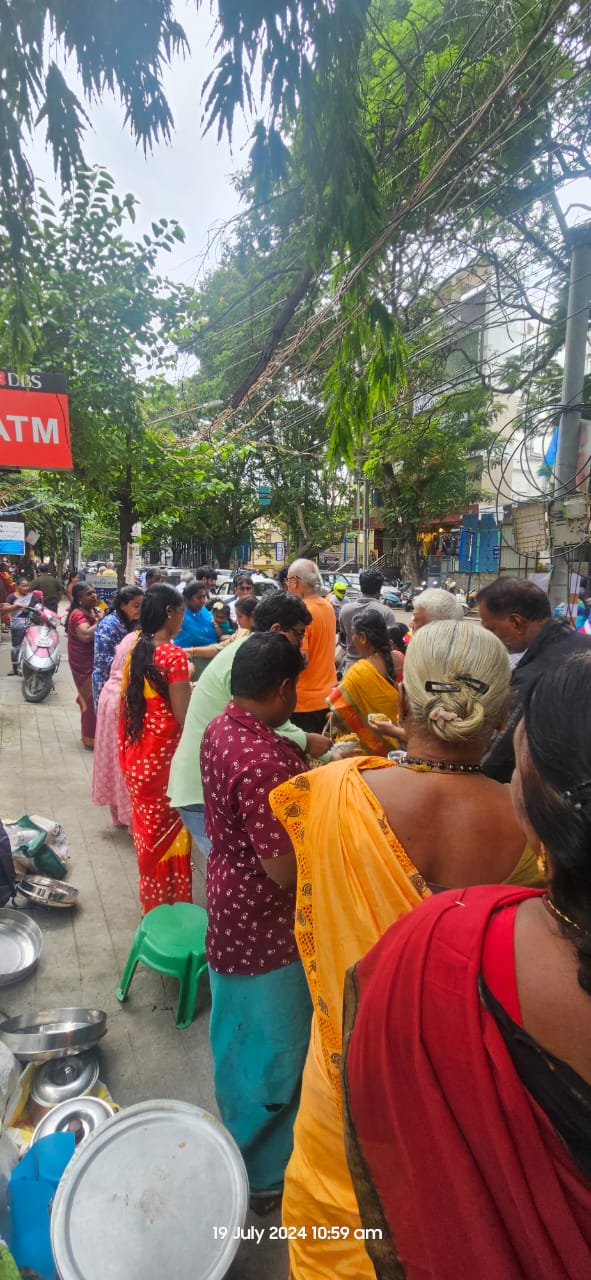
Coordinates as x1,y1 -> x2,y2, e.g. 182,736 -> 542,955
3,576 -> 33,674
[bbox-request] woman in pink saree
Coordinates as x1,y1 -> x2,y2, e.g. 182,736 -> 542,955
92,630 -> 138,828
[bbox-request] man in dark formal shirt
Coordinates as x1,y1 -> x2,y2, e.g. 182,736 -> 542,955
478,578 -> 591,782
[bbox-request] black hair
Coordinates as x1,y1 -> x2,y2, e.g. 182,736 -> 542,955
16,575 -> 29,586
522,653 -> 591,994
359,570 -> 385,598
110,585 -> 143,626
476,577 -> 551,620
388,622 -> 409,656
235,595 -> 258,620
252,591 -> 312,633
64,580 -> 95,632
144,568 -> 162,586
277,566 -> 289,587
230,631 -> 306,699
122,584 -> 184,742
352,608 -> 396,683
195,565 -> 215,582
234,572 -> 254,589
183,580 -> 208,604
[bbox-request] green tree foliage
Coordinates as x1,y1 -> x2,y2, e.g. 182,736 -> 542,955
0,167 -> 225,579
1,0 -> 188,367
201,0 -> 590,444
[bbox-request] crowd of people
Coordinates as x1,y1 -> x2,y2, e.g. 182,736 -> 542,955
3,555 -> 591,1275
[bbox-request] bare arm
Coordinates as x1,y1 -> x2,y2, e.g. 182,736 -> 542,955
187,643 -> 220,659
259,850 -> 297,888
169,680 -> 191,726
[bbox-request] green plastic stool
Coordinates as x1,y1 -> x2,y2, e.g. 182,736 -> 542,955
116,903 -> 209,1029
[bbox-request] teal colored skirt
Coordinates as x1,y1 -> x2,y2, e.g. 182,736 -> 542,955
209,960 -> 312,1194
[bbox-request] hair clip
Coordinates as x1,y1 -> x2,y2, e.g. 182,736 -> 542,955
454,674 -> 490,695
563,779 -> 591,812
425,680 -> 461,694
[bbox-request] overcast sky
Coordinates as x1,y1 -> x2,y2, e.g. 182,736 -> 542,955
30,1 -> 251,286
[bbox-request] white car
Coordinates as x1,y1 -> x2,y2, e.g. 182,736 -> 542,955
212,574 -> 280,600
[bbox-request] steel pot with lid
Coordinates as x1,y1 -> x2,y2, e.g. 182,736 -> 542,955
31,1095 -> 113,1146
31,1052 -> 100,1107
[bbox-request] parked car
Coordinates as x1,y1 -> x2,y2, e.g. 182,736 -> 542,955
213,574 -> 280,600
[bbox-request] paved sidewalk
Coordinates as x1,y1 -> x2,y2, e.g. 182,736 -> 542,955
0,632 -> 287,1279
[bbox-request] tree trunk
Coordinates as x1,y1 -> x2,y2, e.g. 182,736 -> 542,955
400,539 -> 421,585
118,468 -> 137,587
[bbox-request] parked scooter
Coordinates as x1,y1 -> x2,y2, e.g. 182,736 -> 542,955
18,593 -> 61,702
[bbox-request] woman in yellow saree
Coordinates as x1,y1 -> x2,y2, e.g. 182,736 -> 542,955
327,608 -> 399,755
270,620 -> 544,1280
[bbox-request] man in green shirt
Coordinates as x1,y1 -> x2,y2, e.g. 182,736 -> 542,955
167,592 -> 332,853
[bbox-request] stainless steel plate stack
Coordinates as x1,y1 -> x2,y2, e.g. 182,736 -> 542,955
0,1008 -> 107,1061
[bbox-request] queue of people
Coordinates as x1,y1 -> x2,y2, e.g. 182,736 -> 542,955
6,553 -> 591,1275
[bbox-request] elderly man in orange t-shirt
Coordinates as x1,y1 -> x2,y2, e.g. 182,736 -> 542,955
286,559 -> 336,733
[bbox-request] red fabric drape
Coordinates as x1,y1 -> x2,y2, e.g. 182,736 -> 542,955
343,885 -> 591,1280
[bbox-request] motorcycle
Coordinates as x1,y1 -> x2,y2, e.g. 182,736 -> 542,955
18,594 -> 61,702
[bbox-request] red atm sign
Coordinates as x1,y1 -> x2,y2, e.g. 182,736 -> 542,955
0,371 -> 72,471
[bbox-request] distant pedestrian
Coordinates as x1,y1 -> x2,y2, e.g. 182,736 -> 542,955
410,586 -> 463,633
91,585 -> 143,710
29,563 -> 63,613
327,580 -> 347,623
338,570 -> 397,671
65,583 -> 102,748
3,576 -> 33,674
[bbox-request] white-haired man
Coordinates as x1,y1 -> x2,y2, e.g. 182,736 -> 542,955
286,558 -> 336,733
411,587 -> 464,633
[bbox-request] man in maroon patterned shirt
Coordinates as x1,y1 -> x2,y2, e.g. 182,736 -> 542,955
201,631 -> 312,1214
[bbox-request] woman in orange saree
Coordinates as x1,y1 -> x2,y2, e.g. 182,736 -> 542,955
270,620 -> 543,1280
119,584 -> 192,914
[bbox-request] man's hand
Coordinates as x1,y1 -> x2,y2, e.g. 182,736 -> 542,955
305,732 -> 333,758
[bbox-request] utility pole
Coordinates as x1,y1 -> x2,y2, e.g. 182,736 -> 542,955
549,223 -> 591,611
362,477 -> 370,570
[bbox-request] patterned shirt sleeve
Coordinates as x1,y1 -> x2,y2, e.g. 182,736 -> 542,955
233,749 -> 296,861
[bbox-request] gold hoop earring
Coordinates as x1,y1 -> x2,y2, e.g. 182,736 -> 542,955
537,844 -> 549,879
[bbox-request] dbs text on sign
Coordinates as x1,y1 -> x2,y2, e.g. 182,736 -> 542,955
0,371 -> 72,471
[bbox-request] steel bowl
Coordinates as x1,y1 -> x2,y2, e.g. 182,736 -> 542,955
0,908 -> 42,986
0,1008 -> 107,1062
31,1095 -> 113,1146
31,1052 -> 100,1106
16,876 -> 79,909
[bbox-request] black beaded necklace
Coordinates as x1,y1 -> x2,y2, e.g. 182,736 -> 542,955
398,754 -> 482,774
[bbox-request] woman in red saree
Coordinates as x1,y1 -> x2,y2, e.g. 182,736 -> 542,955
65,582 -> 101,748
343,652 -> 591,1279
119,584 -> 192,914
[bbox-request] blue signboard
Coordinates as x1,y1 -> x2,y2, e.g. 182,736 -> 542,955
0,521 -> 25,555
